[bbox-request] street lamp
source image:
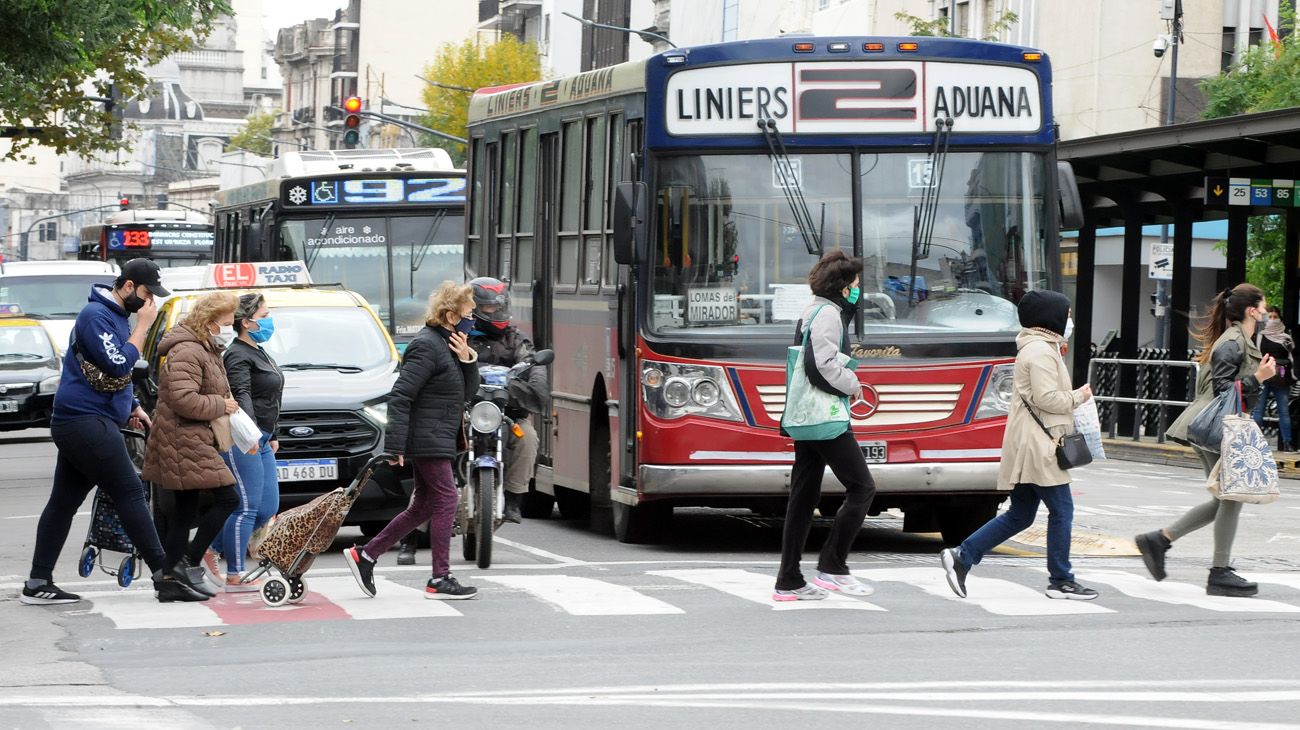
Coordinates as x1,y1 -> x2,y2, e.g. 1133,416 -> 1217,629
560,11 -> 676,48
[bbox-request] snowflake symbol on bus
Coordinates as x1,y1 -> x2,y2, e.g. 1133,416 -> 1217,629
362,226 -> 372,234
288,186 -> 308,205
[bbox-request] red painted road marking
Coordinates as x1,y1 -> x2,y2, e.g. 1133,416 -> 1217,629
204,591 -> 352,625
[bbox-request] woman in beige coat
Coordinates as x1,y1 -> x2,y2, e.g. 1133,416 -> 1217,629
940,290 -> 1100,601
142,292 -> 241,602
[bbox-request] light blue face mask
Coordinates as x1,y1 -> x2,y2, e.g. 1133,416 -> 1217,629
248,316 -> 275,344
846,287 -> 861,305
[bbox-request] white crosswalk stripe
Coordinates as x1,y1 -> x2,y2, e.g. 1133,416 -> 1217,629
650,568 -> 885,611
479,575 -> 683,615
61,565 -> 1300,629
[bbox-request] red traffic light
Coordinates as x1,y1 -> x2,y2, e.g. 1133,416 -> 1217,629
344,96 -> 362,113
344,115 -> 360,129
119,197 -> 130,210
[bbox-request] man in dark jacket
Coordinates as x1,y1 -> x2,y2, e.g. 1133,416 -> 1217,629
22,259 -> 207,604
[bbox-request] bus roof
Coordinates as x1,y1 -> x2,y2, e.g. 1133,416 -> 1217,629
469,60 -> 647,125
267,148 -> 458,177
102,209 -> 210,226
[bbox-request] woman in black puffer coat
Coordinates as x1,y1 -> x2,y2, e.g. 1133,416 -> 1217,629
343,281 -> 481,601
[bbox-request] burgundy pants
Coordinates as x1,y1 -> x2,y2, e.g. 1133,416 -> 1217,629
362,457 -> 457,576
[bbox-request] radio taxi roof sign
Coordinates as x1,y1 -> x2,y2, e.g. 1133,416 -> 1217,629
202,261 -> 313,289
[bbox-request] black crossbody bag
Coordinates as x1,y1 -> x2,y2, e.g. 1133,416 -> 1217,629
1020,395 -> 1093,470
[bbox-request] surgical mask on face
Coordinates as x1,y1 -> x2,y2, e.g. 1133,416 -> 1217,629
214,324 -> 236,348
455,316 -> 474,335
1257,310 -> 1269,325
122,288 -> 146,314
1064,317 -> 1075,341
248,316 -> 275,344
845,286 -> 861,305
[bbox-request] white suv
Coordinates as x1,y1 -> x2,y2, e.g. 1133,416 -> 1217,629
0,260 -> 120,352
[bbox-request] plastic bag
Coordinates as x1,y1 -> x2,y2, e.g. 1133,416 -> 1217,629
230,407 -> 262,455
1072,399 -> 1106,461
1187,382 -> 1244,453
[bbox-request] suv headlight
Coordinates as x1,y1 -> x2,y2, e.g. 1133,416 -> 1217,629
469,401 -> 503,433
38,375 -> 60,395
975,364 -> 1015,419
641,360 -> 742,422
362,401 -> 388,425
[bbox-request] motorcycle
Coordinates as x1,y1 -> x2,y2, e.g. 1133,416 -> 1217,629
457,348 -> 553,568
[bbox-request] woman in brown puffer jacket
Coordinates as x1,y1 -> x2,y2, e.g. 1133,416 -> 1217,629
142,291 -> 241,603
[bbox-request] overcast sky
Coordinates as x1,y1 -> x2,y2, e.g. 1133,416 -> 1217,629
261,0 -> 346,37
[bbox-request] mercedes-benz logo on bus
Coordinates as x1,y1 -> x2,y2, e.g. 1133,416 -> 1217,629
289,426 -> 315,437
849,384 -> 880,420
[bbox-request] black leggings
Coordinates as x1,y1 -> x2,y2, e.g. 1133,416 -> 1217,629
777,430 -> 877,590
163,487 -> 239,570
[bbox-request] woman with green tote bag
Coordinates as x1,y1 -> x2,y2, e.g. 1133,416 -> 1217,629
774,250 -> 877,602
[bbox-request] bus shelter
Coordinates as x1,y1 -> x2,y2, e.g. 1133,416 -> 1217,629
1059,108 -> 1300,438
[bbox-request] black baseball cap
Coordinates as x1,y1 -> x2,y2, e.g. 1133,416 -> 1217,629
119,258 -> 171,297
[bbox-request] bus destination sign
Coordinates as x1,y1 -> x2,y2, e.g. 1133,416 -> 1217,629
108,228 -> 214,250
282,176 -> 467,208
665,61 -> 1041,135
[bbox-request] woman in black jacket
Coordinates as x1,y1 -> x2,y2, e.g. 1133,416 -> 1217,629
344,282 -> 480,600
206,293 -> 284,592
1252,306 -> 1294,453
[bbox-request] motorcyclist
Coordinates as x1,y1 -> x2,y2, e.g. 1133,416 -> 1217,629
466,277 -> 546,523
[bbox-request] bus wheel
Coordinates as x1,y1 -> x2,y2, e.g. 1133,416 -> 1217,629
613,501 -> 672,544
938,500 -> 1000,546
554,486 -> 590,521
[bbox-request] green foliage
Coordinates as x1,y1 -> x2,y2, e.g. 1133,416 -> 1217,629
1201,6 -> 1299,303
0,0 -> 230,160
419,36 -> 542,165
893,10 -> 1019,41
226,109 -> 276,156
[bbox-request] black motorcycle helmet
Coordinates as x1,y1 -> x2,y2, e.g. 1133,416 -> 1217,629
469,276 -> 510,331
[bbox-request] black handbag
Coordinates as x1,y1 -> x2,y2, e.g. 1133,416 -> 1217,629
1020,395 -> 1093,470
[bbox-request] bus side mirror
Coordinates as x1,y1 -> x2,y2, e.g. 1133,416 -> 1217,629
1056,161 -> 1084,230
247,221 -> 265,258
613,181 -> 648,266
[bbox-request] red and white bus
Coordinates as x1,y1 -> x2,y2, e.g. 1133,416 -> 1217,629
466,36 -> 1082,543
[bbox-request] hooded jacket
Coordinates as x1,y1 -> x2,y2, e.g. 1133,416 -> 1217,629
141,325 -> 235,490
51,285 -> 140,425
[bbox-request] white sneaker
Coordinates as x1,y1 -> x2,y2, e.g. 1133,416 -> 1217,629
812,572 -> 875,596
772,584 -> 829,602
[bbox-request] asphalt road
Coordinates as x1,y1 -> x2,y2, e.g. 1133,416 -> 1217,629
2,428 -> 1299,729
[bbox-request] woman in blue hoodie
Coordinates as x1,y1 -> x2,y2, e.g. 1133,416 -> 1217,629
21,259 -> 208,605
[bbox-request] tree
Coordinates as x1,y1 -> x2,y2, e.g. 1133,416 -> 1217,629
0,0 -> 230,161
226,109 -> 276,156
893,9 -> 1019,40
1201,6 -> 1299,305
419,36 -> 542,165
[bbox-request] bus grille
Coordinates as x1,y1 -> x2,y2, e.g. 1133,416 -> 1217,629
275,411 -> 380,456
754,383 -> 963,426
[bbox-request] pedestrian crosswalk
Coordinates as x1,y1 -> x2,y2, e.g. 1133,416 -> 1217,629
55,564 -> 1300,630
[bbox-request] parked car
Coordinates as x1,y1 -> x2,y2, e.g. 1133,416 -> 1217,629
0,304 -> 61,431
0,259 -> 119,353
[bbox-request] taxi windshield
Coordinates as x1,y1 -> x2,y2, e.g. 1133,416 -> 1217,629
257,306 -> 392,372
0,325 -> 55,361
0,275 -> 113,318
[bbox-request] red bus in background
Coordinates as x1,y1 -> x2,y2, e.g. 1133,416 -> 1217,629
79,209 -> 214,268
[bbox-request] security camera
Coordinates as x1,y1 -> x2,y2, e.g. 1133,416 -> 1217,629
1153,35 -> 1170,58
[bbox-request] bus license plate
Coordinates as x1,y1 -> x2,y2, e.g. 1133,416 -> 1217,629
0,400 -> 16,413
276,458 -> 338,483
860,442 -> 887,463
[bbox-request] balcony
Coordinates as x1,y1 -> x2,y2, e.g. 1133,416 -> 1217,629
479,0 -> 499,24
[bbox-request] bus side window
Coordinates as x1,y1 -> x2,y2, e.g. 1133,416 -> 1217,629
556,119 -> 582,288
468,137 -> 485,277
582,115 -> 606,288
516,127 -> 537,285
603,113 -> 623,288
497,131 -> 516,281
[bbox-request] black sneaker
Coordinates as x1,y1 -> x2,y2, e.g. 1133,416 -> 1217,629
344,546 -> 376,597
172,558 -> 216,597
1135,531 -> 1171,582
396,539 -> 416,566
425,573 -> 477,600
940,547 -> 969,598
1207,567 -> 1258,597
20,581 -> 82,605
1045,581 -> 1100,600
155,579 -> 210,603
503,492 -> 522,524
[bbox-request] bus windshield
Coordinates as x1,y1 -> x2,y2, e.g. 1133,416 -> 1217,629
278,212 -> 464,335
650,151 -> 1047,337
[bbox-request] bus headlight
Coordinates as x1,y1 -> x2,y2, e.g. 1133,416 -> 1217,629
975,364 -> 1015,419
640,360 -> 742,422
469,401 -> 503,433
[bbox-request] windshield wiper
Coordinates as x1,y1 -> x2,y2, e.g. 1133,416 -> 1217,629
409,210 -> 448,298
305,213 -> 336,270
907,117 -> 954,309
0,353 -> 47,360
758,116 -> 822,255
279,362 -> 363,373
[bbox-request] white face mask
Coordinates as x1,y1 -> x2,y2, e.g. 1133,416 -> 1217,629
1064,317 -> 1074,341
214,324 -> 236,347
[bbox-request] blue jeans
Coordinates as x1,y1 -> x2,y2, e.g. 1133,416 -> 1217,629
1252,382 -> 1292,446
957,482 -> 1075,584
213,431 -> 280,572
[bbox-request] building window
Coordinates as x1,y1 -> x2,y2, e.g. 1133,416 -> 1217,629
38,222 -> 58,242
722,0 -> 740,41
580,0 -> 630,71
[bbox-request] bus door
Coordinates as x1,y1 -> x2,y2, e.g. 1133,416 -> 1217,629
533,131 -> 559,465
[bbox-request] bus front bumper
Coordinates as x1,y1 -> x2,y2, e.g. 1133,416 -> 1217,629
624,461 -> 1004,505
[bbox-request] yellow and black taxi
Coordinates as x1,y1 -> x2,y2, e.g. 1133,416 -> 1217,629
135,262 -> 410,530
0,304 -> 61,431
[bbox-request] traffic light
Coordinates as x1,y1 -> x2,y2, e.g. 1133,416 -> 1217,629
105,84 -> 124,141
343,96 -> 362,147
119,197 -> 130,211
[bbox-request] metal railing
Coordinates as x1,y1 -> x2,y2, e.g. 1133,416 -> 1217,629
1087,356 -> 1199,443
